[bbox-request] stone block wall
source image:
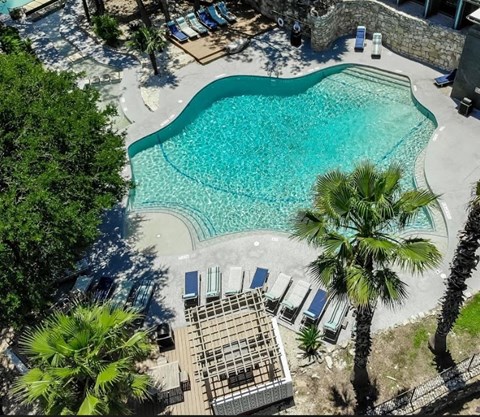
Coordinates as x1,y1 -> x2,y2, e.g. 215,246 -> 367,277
310,0 -> 465,70
248,0 -> 465,70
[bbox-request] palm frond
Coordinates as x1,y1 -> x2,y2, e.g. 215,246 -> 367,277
307,255 -> 342,289
77,391 -> 101,415
345,266 -> 377,307
395,238 -> 442,274
129,374 -> 151,400
396,189 -> 438,227
352,161 -> 377,199
357,236 -> 397,264
94,361 -> 123,395
374,268 -> 409,308
291,209 -> 327,246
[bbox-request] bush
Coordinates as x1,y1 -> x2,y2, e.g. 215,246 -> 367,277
9,7 -> 24,20
92,14 -> 121,46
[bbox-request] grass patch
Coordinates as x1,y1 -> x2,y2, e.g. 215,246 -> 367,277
413,326 -> 429,348
454,293 -> 480,336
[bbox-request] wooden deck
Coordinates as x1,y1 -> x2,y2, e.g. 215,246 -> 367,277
164,326 -> 212,415
169,7 -> 276,65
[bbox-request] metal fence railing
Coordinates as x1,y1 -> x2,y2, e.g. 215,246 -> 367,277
367,352 -> 480,415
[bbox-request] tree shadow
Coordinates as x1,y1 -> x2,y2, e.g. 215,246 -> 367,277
432,350 -> 467,393
328,384 -> 355,412
85,204 -> 176,323
353,376 -> 379,414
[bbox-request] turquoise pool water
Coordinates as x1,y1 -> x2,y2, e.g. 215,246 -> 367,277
128,64 -> 437,240
0,0 -> 32,14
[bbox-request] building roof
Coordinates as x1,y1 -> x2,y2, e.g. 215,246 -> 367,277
185,289 -> 282,386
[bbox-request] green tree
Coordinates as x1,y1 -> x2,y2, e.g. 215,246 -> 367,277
292,162 -> 441,399
127,23 -> 165,75
0,23 -> 33,54
0,53 -> 127,328
12,303 -> 152,415
429,181 -> 480,354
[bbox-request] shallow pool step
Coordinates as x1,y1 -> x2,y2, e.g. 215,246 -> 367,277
343,66 -> 411,90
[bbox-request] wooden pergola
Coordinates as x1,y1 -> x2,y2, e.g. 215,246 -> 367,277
185,289 -> 284,401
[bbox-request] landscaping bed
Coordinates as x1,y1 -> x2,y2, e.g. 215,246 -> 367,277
258,293 -> 480,415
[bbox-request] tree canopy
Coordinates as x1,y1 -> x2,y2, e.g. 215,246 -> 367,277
0,52 -> 127,327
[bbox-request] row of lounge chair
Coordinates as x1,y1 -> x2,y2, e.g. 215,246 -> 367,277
166,2 -> 237,43
182,266 -> 267,308
261,271 -> 349,340
70,274 -> 155,315
182,266 -> 350,341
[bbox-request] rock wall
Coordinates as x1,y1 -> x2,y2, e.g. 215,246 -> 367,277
248,0 -> 465,70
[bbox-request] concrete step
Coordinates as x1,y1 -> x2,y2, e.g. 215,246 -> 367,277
343,66 -> 411,90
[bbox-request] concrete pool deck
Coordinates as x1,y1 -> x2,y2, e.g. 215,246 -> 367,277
96,27 -> 480,336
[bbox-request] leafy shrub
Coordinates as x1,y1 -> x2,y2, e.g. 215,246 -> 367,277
296,325 -> 324,355
92,14 -> 121,46
9,7 -> 23,20
0,23 -> 32,54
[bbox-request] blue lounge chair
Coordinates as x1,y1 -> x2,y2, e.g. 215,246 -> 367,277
206,5 -> 228,26
434,68 -> 457,87
300,288 -> 328,329
166,21 -> 189,42
354,25 -> 366,52
197,8 -> 218,30
183,270 -> 199,308
216,1 -> 237,23
249,267 -> 269,290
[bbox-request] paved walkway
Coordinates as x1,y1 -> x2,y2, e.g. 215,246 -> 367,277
117,28 -> 480,335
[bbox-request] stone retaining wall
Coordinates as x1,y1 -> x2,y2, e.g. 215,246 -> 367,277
248,0 -> 465,70
310,0 -> 464,70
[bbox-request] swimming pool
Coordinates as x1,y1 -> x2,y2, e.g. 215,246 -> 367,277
128,64 -> 437,240
0,0 -> 32,14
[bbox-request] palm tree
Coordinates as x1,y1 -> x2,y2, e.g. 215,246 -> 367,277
429,181 -> 480,354
292,161 -> 441,396
127,23 -> 166,75
12,303 -> 152,415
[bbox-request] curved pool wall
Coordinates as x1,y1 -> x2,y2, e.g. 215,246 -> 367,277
128,63 -> 438,241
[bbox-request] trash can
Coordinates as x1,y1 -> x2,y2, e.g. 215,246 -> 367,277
156,323 -> 175,350
458,97 -> 473,116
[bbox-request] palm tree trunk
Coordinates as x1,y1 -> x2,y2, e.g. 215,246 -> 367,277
429,203 -> 480,354
81,0 -> 91,23
134,0 -> 152,27
159,0 -> 171,23
194,0 -> 200,11
351,305 -> 373,388
92,0 -> 104,15
149,52 -> 158,75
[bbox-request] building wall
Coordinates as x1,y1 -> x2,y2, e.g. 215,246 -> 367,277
248,0 -> 465,70
451,25 -> 480,108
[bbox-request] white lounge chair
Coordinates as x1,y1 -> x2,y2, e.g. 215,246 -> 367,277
224,266 -> 244,296
186,12 -> 208,35
371,32 -> 382,58
206,266 -> 222,302
175,16 -> 199,39
264,272 -> 292,313
323,298 -> 349,342
279,279 -> 311,323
